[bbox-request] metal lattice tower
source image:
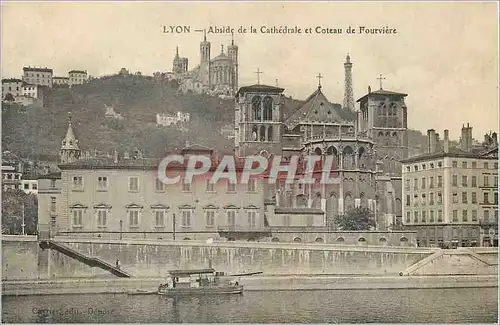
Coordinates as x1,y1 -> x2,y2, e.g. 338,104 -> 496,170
343,54 -> 354,111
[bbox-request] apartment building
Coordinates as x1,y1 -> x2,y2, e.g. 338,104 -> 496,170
402,126 -> 498,247
22,67 -> 53,88
2,78 -> 23,99
68,70 -> 87,86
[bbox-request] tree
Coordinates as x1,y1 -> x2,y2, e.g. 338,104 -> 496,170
334,207 -> 376,231
1,189 -> 38,235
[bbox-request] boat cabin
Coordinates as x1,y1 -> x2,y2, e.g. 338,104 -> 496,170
168,268 -> 220,288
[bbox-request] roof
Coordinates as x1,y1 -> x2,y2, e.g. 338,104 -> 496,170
59,157 -> 161,170
69,70 -> 87,74
180,144 -> 213,154
23,67 -> 53,73
284,87 -> 356,130
211,53 -> 231,62
356,88 -> 408,103
168,268 -> 215,276
274,207 -> 325,215
38,172 -> 62,180
2,78 -> 23,83
401,146 -> 498,163
236,84 -> 285,97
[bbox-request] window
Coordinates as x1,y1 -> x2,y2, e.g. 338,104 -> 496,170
484,176 -> 489,187
129,210 -> 139,227
438,210 -> 443,222
452,210 -> 458,222
452,192 -> 458,203
472,210 -> 477,222
24,184 -> 29,190
421,193 -> 426,205
452,175 -> 458,186
429,177 -> 434,188
227,210 -> 236,226
206,180 -> 215,192
495,193 -> 498,205
462,210 -> 468,222
484,162 -> 488,170
97,210 -> 107,227
72,209 -> 83,226
406,166 -> 410,172
414,165 -> 419,171
494,162 -> 498,170
413,211 -> 418,223
462,176 -> 467,187
247,179 -> 256,192
72,176 -> 83,190
472,192 -> 477,204
422,211 -> 427,223
452,161 -> 457,168
484,210 -> 490,223
155,178 -> 166,192
462,192 -> 468,204
462,162 -> 467,169
97,176 -> 108,190
430,163 -> 434,169
405,179 -> 410,190
129,177 -> 139,191
413,178 -> 418,190
227,181 -> 236,192
438,161 -> 443,168
484,192 -> 490,204
438,176 -> 443,187
430,210 -> 435,222
422,164 -> 426,170
494,177 -> 498,187
406,194 -> 411,206
472,162 -> 477,169
50,197 -> 56,213
181,210 -> 192,227
32,183 -> 37,190
206,210 -> 215,227
421,177 -> 426,189
413,194 -> 419,206
247,211 -> 256,229
155,210 -> 165,227
51,179 -> 56,188
405,211 -> 410,223
182,180 -> 191,192
472,176 -> 477,187
429,193 -> 434,205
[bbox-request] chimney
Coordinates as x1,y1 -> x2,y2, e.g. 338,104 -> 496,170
492,132 -> 498,146
460,124 -> 467,152
444,129 -> 449,153
123,151 -> 129,159
427,129 -> 436,153
435,133 -> 441,152
467,124 -> 473,152
368,85 -> 371,93
113,149 -> 118,163
484,134 -> 491,145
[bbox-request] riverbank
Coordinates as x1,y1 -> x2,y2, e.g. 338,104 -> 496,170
2,274 -> 497,296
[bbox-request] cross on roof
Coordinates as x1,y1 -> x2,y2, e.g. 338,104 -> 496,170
255,68 -> 263,85
377,73 -> 386,90
68,112 -> 72,123
316,73 -> 323,89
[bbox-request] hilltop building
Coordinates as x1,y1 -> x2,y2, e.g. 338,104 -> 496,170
156,112 -> 190,127
68,70 -> 88,86
22,67 -> 53,88
53,77 -> 70,86
173,32 -> 238,96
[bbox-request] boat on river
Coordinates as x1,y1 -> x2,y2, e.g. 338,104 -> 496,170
157,268 -> 261,297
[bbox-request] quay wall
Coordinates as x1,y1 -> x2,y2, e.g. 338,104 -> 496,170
2,236 -> 497,280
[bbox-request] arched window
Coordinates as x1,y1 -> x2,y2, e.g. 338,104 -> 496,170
315,237 -> 324,243
251,125 -> 258,141
293,237 -> 302,243
268,126 -> 273,142
263,96 -> 273,121
271,237 -> 280,242
400,237 -> 408,242
183,237 -> 191,240
260,125 -> 266,141
358,237 -> 367,243
315,192 -> 322,209
314,147 -> 322,155
344,193 -> 354,211
252,96 -> 261,121
379,237 -> 387,244
336,237 -> 345,242
247,238 -> 255,242
343,146 -> 354,169
296,194 -> 307,207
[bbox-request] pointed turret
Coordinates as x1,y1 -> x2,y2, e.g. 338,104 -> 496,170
60,113 -> 81,164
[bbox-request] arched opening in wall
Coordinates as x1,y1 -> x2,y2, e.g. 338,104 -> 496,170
379,237 -> 387,245
336,237 -> 345,243
400,237 -> 408,243
360,192 -> 366,208
343,146 -> 354,169
293,237 -> 302,243
183,237 -> 191,240
259,125 -> 266,141
358,237 -> 367,244
315,237 -> 324,243
271,237 -> 280,242
251,125 -> 258,141
252,96 -> 261,121
358,146 -> 365,162
326,146 -> 339,169
329,193 -> 338,223
227,237 -> 236,241
385,131 -> 391,137
390,103 -> 397,116
395,198 -> 402,218
268,125 -> 273,142
314,147 -> 322,155
344,193 -> 354,212
296,194 -> 307,208
315,192 -> 322,209
378,131 -> 384,137
247,238 -> 255,242
263,96 -> 273,121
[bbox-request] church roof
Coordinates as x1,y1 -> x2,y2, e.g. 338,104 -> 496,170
180,143 -> 213,154
284,87 -> 357,130
61,121 -> 80,151
211,53 -> 231,62
356,89 -> 408,102
236,84 -> 285,97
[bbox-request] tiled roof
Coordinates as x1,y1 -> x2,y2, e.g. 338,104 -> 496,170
23,67 -> 53,73
356,88 -> 408,102
402,145 -> 498,163
68,70 -> 87,74
284,87 -> 356,130
2,78 -> 23,83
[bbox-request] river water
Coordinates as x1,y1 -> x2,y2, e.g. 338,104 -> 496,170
2,288 -> 498,323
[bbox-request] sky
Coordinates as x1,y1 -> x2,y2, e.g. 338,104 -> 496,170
2,2 -> 498,140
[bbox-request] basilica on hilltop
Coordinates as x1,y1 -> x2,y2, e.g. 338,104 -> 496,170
234,55 -> 409,230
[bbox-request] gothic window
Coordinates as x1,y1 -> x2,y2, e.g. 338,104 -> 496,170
263,96 -> 273,121
252,125 -> 258,141
344,193 -> 354,212
296,194 -> 307,207
259,125 -> 266,141
252,96 -> 261,121
329,193 -> 338,217
342,146 -> 354,169
314,147 -> 322,155
268,125 -> 273,141
314,193 -> 321,209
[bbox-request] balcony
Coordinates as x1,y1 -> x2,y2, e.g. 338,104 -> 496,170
479,219 -> 499,227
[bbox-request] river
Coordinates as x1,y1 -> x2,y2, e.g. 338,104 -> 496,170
2,288 -> 498,323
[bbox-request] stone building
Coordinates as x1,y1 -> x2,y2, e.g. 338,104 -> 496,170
173,33 -> 238,96
68,70 -> 88,86
401,125 -> 498,247
22,67 -> 53,88
235,55 -> 407,231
